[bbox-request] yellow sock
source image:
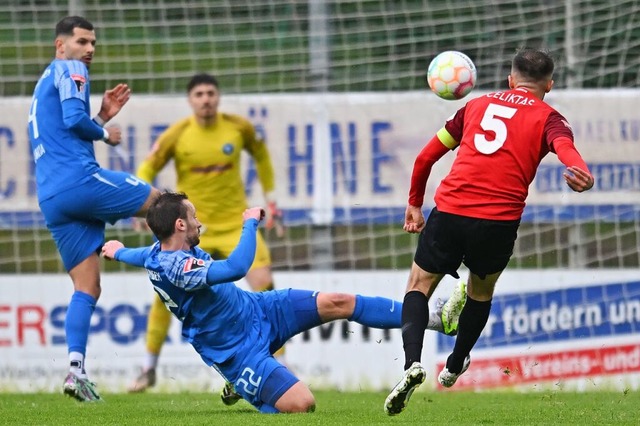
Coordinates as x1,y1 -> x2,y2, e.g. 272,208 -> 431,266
258,282 -> 275,292
146,294 -> 172,356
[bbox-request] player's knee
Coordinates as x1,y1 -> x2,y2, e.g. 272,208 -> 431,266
468,273 -> 499,301
283,394 -> 316,413
275,381 -> 316,413
72,280 -> 102,299
318,293 -> 356,320
329,292 -> 355,309
137,187 -> 161,216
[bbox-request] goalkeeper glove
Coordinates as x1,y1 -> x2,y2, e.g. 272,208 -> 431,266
265,201 -> 284,237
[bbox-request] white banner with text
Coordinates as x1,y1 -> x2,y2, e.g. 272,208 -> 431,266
1,269 -> 639,393
1,90 -> 639,223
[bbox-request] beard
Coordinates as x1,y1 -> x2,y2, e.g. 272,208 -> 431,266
186,234 -> 200,248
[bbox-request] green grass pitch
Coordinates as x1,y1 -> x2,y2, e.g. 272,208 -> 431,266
1,390 -> 637,425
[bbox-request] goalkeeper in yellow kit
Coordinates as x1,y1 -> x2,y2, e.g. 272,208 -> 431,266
129,74 -> 283,404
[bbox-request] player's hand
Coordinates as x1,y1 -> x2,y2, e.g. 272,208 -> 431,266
104,125 -> 122,146
403,204 -> 425,233
101,240 -> 124,260
563,166 -> 594,192
98,83 -> 131,122
265,201 -> 285,238
244,207 -> 265,223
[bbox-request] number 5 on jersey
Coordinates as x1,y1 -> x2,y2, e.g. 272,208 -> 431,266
474,103 -> 517,154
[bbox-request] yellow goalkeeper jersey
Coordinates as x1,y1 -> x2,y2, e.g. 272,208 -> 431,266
137,113 -> 275,233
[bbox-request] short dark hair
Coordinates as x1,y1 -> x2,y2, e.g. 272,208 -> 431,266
187,73 -> 219,93
55,16 -> 94,37
512,47 -> 554,82
146,192 -> 189,241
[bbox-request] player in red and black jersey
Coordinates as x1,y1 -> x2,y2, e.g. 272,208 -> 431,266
385,47 -> 594,416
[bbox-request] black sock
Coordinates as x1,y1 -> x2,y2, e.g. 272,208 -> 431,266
401,291 -> 429,370
447,295 -> 492,374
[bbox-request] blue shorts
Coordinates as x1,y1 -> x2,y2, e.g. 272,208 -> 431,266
215,289 -> 322,412
39,169 -> 151,271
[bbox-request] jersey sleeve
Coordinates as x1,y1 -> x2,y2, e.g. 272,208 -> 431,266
552,136 -> 590,172
193,246 -> 212,261
114,246 -> 152,267
238,116 -> 276,194
544,111 -> 575,152
443,105 -> 467,143
163,251 -> 211,291
163,219 -> 259,291
55,60 -> 89,103
136,119 -> 188,183
408,134 -> 452,207
204,218 -> 258,284
61,98 -> 105,141
54,60 -> 105,141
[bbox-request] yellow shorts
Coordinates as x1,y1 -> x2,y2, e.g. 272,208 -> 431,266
199,227 -> 272,269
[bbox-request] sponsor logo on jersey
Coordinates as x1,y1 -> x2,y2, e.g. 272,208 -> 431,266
191,163 -> 232,173
222,143 -> 234,155
147,269 -> 161,281
561,119 -> 574,134
70,74 -> 86,92
183,257 -> 206,272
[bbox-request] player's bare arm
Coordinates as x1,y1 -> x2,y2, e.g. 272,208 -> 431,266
563,166 -> 594,192
101,240 -> 125,260
403,204 -> 425,233
96,83 -> 131,122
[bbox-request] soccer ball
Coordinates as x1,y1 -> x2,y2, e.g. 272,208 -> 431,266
427,51 -> 477,100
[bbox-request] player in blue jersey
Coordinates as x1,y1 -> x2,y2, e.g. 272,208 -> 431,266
27,16 -> 161,402
101,191 -> 466,413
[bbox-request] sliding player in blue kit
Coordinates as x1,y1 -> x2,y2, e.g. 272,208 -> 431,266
102,192 -> 466,413
27,16 -> 161,402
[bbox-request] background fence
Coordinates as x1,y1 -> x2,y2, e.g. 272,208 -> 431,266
0,0 -> 639,394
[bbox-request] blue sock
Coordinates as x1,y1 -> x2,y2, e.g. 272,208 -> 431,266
65,291 -> 97,356
348,295 -> 401,328
259,403 -> 280,414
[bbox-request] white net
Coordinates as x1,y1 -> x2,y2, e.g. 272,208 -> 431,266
2,0 -> 640,95
0,1 -> 639,273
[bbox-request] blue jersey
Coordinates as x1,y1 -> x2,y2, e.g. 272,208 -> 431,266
113,219 -> 336,411
115,219 -> 266,365
28,59 -> 104,202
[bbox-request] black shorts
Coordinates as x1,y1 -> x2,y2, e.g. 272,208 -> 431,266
414,207 -> 520,279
